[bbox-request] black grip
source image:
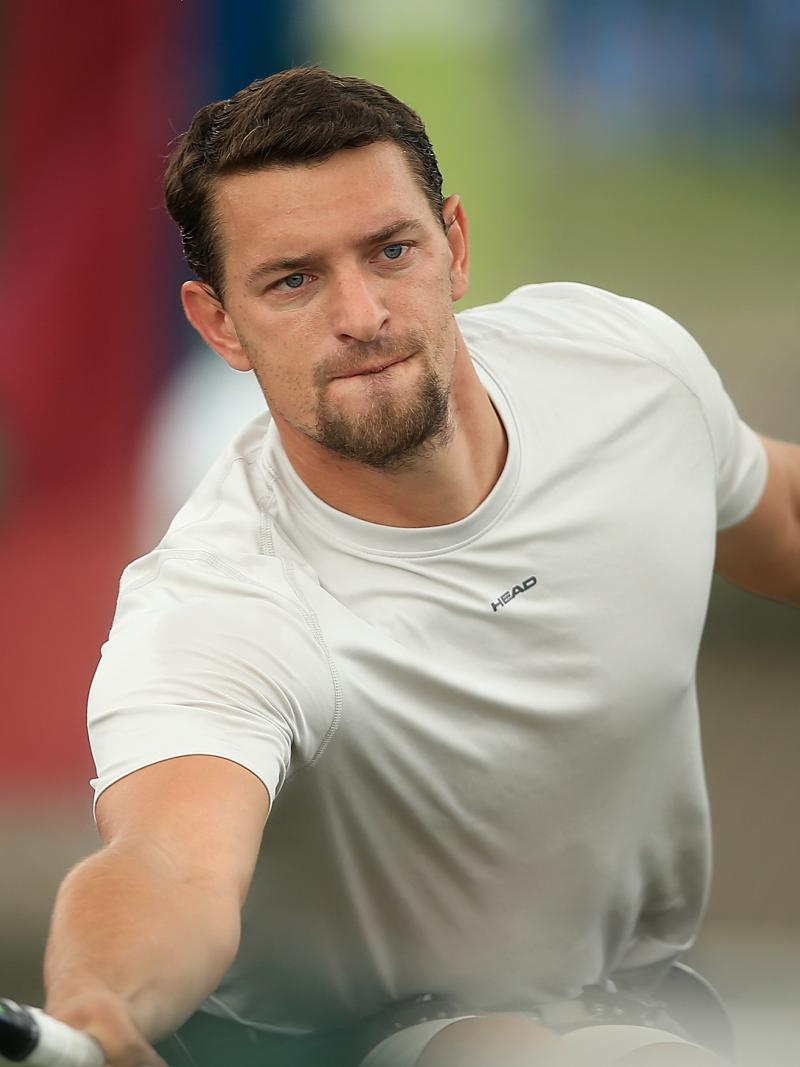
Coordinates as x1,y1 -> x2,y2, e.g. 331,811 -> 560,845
0,999 -> 39,1062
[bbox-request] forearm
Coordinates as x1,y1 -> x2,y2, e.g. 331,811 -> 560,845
755,436 -> 800,606
44,840 -> 241,1043
716,435 -> 800,606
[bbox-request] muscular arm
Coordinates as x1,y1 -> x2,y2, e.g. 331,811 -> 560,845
43,755 -> 269,1066
715,435 -> 800,607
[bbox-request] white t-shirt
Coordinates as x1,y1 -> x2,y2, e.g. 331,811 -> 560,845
89,283 -> 767,1033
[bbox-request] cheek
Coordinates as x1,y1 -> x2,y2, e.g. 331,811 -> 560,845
239,310 -> 309,373
257,350 -> 313,398
238,327 -> 313,404
401,260 -> 453,331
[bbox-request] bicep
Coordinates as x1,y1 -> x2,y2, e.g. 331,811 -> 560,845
715,435 -> 800,604
96,755 -> 270,905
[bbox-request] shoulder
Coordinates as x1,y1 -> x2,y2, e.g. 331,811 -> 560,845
92,417 -> 338,799
459,282 -> 695,361
94,545 -> 336,781
459,281 -> 725,401
457,282 -> 631,337
111,543 -> 331,694
145,410 -> 276,558
113,405 -> 331,719
460,283 -> 766,528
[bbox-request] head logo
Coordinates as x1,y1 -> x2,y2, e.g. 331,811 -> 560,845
490,575 -> 538,612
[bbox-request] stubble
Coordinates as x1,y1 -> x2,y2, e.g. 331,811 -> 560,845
313,331 -> 454,470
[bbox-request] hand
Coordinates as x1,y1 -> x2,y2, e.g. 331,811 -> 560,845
45,983 -> 168,1067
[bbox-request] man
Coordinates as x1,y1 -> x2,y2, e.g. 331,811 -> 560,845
42,67 -> 799,1067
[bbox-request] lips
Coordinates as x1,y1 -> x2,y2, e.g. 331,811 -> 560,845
333,352 -> 413,379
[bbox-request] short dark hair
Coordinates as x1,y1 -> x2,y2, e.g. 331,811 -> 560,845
164,66 -> 445,300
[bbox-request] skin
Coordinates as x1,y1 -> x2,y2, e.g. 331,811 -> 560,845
44,756 -> 269,1067
715,434 -> 800,606
42,140 -> 798,1067
183,139 -> 800,592
181,141 -> 507,528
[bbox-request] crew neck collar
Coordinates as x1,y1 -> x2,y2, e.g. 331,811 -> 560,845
262,354 -> 520,559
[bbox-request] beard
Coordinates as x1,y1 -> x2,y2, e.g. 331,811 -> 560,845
311,331 -> 453,470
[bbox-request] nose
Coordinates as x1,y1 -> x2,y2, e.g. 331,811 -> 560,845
328,266 -> 389,343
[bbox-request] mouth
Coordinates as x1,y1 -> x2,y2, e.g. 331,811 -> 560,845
333,352 -> 415,380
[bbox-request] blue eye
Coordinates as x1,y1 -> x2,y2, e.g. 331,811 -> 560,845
383,244 -> 405,260
283,273 -> 306,289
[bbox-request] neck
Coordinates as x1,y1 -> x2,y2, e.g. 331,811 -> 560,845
276,335 -> 507,528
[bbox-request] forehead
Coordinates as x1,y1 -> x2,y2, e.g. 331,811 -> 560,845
213,142 -> 434,273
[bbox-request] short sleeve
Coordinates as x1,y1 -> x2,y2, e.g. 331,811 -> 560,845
88,553 -> 335,808
622,297 -> 769,530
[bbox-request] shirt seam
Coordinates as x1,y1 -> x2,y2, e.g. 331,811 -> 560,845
120,548 -> 291,599
465,319 -> 721,474
257,480 -> 343,769
258,366 -> 522,562
168,449 -> 264,535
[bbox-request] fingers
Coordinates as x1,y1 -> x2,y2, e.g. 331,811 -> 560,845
45,989 -> 168,1067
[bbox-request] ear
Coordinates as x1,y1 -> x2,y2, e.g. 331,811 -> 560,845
180,281 -> 253,371
443,194 -> 469,303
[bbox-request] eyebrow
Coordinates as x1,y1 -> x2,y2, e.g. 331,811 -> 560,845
244,217 -> 426,288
